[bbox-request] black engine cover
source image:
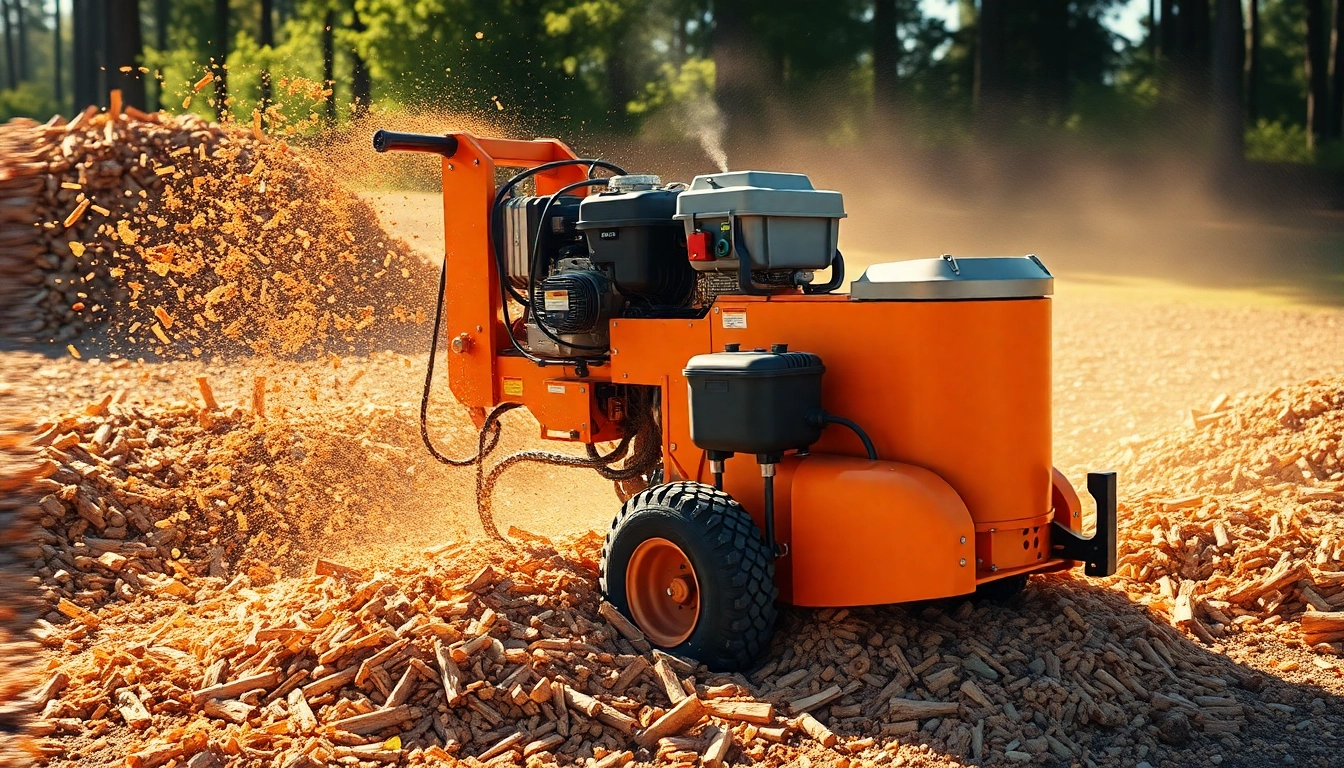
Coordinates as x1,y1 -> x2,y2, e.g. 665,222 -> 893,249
533,271 -> 611,334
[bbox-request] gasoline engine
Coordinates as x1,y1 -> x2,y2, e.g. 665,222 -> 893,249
498,171 -> 846,359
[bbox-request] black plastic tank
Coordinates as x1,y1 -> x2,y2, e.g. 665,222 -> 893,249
576,176 -> 694,305
684,345 -> 825,457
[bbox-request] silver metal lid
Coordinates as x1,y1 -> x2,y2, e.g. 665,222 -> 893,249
850,255 -> 1053,301
606,174 -> 662,192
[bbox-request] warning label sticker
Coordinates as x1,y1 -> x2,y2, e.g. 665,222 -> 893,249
546,383 -> 566,394
502,378 -> 524,396
544,290 -> 570,311
721,311 -> 748,329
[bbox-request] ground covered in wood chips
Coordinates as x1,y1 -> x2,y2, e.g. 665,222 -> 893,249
4,110 -> 1344,768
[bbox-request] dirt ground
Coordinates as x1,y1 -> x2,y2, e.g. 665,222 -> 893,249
5,184 -> 1344,768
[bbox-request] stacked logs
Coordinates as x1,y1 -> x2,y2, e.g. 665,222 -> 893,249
26,533 -> 1341,768
0,379 -> 46,762
0,106 -> 434,354
1112,380 -> 1344,654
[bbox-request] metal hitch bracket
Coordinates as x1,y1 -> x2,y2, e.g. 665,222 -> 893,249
1050,471 -> 1117,577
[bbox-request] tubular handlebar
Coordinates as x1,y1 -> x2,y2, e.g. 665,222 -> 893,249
372,130 -> 459,157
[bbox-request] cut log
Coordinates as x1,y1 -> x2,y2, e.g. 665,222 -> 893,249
702,724 -> 734,768
788,684 -> 842,714
192,669 -> 283,705
287,689 -> 318,734
434,638 -> 464,706
797,712 -> 837,748
330,704 -> 418,735
888,698 -> 959,721
654,657 -> 686,704
598,601 -> 652,652
116,689 -> 153,729
703,699 -> 774,724
636,695 -> 705,748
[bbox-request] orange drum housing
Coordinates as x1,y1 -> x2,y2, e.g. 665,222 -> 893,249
374,129 -> 1117,670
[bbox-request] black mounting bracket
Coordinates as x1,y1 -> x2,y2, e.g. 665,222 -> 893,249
1050,471 -> 1118,577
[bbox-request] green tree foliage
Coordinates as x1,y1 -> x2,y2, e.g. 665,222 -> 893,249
0,0 -> 1340,166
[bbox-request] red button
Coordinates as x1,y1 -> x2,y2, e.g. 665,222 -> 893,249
687,231 -> 712,261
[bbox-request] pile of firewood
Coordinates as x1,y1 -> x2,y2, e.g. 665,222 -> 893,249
29,519 -> 1340,768
1112,381 -> 1344,654
0,106 -> 434,353
23,367 -> 472,621
0,381 -> 45,761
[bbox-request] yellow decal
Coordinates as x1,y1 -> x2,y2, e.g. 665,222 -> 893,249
503,378 -> 524,396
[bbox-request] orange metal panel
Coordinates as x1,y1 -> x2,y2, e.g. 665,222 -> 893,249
1052,467 -> 1083,533
784,455 -> 976,606
438,134 -> 586,410
530,378 -> 600,442
705,296 -> 1053,530
608,318 -> 713,480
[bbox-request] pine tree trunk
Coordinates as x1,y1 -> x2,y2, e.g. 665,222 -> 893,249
1211,0 -> 1244,164
54,0 -> 63,109
1247,0 -> 1260,122
349,4 -> 370,118
107,0 -> 147,110
322,8 -> 335,123
1306,0 -> 1329,146
72,0 -> 95,108
259,0 -> 273,116
1,0 -> 16,90
872,0 -> 898,118
214,0 -> 229,118
1329,0 -> 1344,138
14,0 -> 26,82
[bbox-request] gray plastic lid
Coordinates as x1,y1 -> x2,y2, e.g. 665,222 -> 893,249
685,349 -> 825,378
674,170 -> 846,220
850,255 -> 1053,301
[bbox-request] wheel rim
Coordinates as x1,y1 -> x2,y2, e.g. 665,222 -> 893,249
625,537 -> 700,647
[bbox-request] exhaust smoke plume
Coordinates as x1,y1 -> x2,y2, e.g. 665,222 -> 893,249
682,96 -> 730,173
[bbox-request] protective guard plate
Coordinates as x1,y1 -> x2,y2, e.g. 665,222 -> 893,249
1050,471 -> 1118,577
851,255 -> 1053,301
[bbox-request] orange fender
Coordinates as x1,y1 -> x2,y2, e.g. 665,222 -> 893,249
786,455 -> 976,607
1051,467 -> 1083,534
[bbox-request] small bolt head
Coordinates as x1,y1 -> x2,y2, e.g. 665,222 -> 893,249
990,564 -> 998,572
713,307 -> 721,313
473,158 -> 480,165
959,558 -> 967,567
669,443 -> 677,451
476,325 -> 483,332
579,387 -> 586,393
959,536 -> 967,545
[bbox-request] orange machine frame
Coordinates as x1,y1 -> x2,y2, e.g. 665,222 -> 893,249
433,133 -> 1097,606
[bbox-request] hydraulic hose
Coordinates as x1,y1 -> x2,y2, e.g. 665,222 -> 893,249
807,410 -> 878,460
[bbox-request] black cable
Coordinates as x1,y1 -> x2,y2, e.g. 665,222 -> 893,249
825,414 -> 878,460
418,247 -> 517,466
488,159 -> 626,367
526,177 -> 615,353
475,388 -> 662,540
492,158 -> 626,306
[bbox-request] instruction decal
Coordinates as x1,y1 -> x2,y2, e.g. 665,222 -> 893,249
721,310 -> 748,329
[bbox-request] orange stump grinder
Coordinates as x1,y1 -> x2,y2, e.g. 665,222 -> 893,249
375,129 -> 1117,671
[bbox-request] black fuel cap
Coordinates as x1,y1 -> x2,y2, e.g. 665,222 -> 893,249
724,343 -> 741,352
771,343 -> 789,353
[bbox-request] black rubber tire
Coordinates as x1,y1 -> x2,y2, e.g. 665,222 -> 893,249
976,574 -> 1029,603
600,481 -> 777,671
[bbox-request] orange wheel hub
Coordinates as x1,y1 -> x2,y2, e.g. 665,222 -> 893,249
625,537 -> 699,647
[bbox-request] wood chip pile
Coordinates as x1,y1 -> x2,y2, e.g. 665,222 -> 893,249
0,382 -> 45,764
0,108 -> 435,354
25,525 -> 1344,768
24,370 -> 464,623
1111,381 -> 1344,655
